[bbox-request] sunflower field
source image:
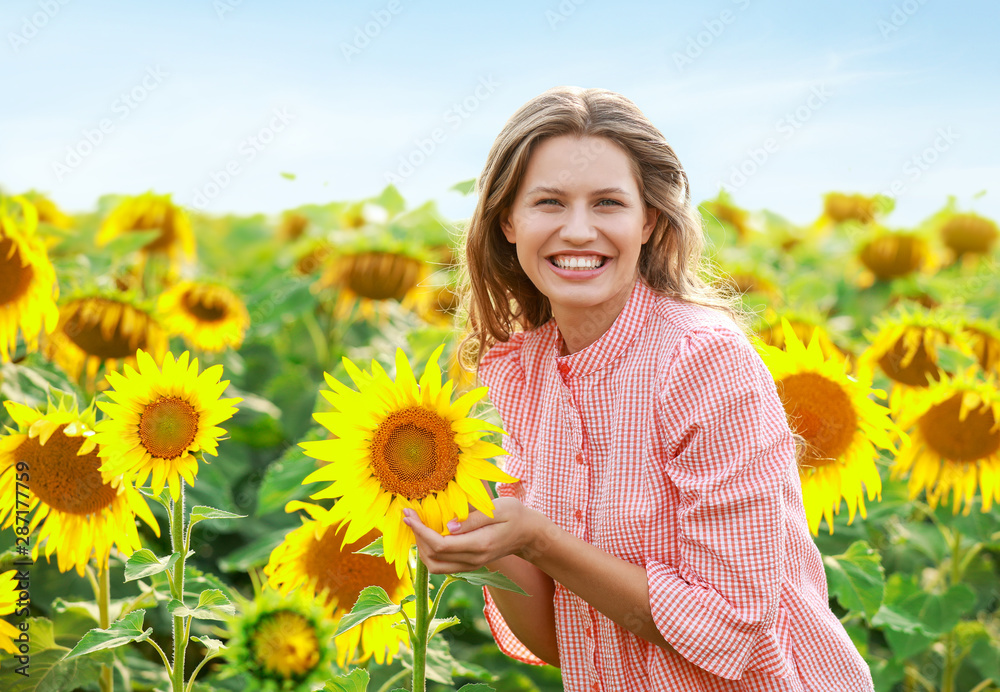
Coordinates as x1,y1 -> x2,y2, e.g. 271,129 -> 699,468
0,183 -> 998,692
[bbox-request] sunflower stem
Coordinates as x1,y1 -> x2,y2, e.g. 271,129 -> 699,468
170,488 -> 188,692
941,527 -> 963,692
98,559 -> 113,692
411,555 -> 430,692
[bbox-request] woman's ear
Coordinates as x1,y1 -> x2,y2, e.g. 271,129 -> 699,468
500,208 -> 516,244
641,205 -> 659,244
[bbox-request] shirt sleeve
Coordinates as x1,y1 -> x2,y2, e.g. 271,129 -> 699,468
646,323 -> 795,680
480,432 -> 548,666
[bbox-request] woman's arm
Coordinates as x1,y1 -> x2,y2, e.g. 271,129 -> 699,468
403,499 -> 673,653
482,554 -> 560,667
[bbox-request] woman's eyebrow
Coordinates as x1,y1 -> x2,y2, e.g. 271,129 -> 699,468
525,185 -> 631,197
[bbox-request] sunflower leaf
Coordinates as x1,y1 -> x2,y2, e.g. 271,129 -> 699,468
189,505 -> 247,526
139,487 -> 172,512
450,567 -> 528,596
191,635 -> 227,658
124,549 -> 182,582
323,667 -> 370,691
167,589 -> 236,621
428,615 -> 461,638
354,536 -> 384,557
64,610 -> 152,659
822,540 -> 884,620
334,586 -> 402,637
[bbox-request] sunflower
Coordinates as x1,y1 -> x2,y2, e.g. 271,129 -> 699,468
820,192 -> 889,226
0,395 -> 159,576
299,345 -> 516,577
278,212 -> 309,242
23,191 -> 73,230
754,310 -> 849,364
0,570 -> 20,664
43,293 -> 168,387
858,309 -> 972,414
758,318 -> 901,535
93,349 -> 241,501
158,281 -> 250,353
318,251 -> 427,320
223,581 -> 337,691
701,190 -> 753,240
939,212 -> 998,258
96,192 -> 195,272
265,504 -> 413,666
0,197 -> 59,362
891,372 -> 1000,514
857,228 -> 932,282
965,319 -> 1000,376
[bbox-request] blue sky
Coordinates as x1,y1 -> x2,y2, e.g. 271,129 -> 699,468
2,0 -> 998,226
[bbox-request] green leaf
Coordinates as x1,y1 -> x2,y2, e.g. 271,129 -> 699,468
323,667 -> 370,691
1,617 -> 107,692
191,635 -> 227,658
450,178 -> 477,196
822,540 -> 884,620
334,586 -> 402,637
168,589 -> 236,621
139,487 -> 172,512
354,536 -> 384,557
189,505 -> 247,526
451,567 -> 528,596
64,610 -> 152,659
428,615 -> 460,638
124,549 -> 181,582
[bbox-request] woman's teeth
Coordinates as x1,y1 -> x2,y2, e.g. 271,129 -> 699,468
550,255 -> 607,270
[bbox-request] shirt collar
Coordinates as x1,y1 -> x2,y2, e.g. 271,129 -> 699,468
547,278 -> 655,379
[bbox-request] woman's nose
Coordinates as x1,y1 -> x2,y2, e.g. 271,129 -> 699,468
558,204 -> 598,243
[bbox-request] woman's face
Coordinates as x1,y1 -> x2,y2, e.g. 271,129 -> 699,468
501,134 -> 658,329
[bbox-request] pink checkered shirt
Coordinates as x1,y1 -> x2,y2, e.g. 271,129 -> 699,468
477,279 -> 873,692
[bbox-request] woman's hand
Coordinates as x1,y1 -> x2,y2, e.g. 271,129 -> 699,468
402,497 -> 545,574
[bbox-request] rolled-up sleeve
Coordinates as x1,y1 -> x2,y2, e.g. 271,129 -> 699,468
647,324 -> 795,680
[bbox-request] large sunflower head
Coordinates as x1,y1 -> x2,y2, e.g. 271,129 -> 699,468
96,192 -> 195,269
299,345 -> 516,577
891,371 -> 1000,514
0,393 -> 159,575
0,570 -> 21,664
858,308 -> 973,413
758,318 -> 902,535
43,292 -> 168,388
264,504 -> 412,666
0,196 -> 60,362
158,280 -> 250,353
223,581 -> 336,691
93,349 -> 241,501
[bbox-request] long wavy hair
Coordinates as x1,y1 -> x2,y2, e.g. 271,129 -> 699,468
457,86 -> 746,371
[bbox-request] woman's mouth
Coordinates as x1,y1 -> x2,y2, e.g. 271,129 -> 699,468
547,254 -> 609,270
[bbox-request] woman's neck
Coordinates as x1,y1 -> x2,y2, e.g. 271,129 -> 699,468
553,280 -> 636,356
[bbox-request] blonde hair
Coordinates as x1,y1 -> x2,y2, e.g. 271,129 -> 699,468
458,86 -> 746,370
